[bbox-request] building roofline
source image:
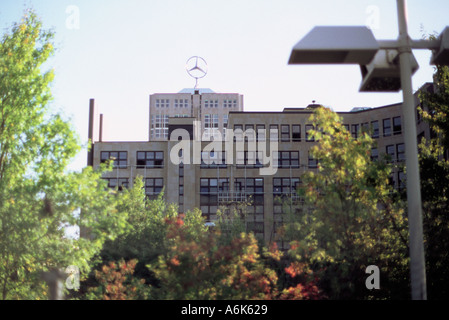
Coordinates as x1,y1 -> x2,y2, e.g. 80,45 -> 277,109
229,102 -> 404,115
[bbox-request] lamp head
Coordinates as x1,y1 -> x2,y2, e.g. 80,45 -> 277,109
430,27 -> 449,66
288,26 -> 379,65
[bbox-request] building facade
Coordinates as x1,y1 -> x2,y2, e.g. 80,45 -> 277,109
149,88 -> 243,141
87,84 -> 433,246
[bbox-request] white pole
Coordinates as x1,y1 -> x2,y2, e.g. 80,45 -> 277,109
397,0 -> 427,300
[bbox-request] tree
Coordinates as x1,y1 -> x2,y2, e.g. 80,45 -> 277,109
418,64 -> 449,299
280,107 -> 410,299
0,11 -> 128,299
87,259 -> 148,300
147,216 -> 324,300
80,177 -> 209,294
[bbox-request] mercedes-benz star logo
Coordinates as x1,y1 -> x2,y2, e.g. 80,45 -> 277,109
186,56 -> 208,88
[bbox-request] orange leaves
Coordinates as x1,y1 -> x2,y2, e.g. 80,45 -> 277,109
147,218 -> 324,300
265,242 -> 282,262
91,259 -> 147,300
279,282 -> 321,300
285,261 -> 306,278
169,256 -> 180,267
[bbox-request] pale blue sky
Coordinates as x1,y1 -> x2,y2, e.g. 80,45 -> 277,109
1,0 -> 449,170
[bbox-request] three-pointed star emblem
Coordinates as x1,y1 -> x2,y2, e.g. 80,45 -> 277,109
186,56 -> 208,79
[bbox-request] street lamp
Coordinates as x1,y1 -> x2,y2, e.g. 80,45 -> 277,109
288,0 -> 449,300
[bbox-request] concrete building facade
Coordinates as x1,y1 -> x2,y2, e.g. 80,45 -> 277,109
149,88 -> 243,141
87,84 -> 433,246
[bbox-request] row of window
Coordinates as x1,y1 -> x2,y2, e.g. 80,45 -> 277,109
371,143 -> 405,162
232,116 -> 402,142
155,99 -> 189,108
105,170 -> 405,234
105,173 -> 406,199
101,151 -> 164,168
101,150 -> 329,170
154,99 -> 238,108
150,114 -> 170,139
102,140 -> 404,170
103,177 -> 162,195
204,99 -> 237,108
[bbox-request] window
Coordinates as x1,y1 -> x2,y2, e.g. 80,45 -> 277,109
223,99 -> 237,108
308,151 -> 318,168
204,114 -> 218,128
203,114 -> 220,140
136,151 -> 163,168
101,151 -> 127,168
383,118 -> 392,137
292,125 -> 301,141
222,115 -> 229,140
201,151 -> 227,168
234,178 -> 264,218
200,178 -> 229,221
417,106 -> 423,124
256,124 -> 266,142
212,114 -> 219,128
396,143 -> 405,162
386,145 -> 395,162
245,124 -> 255,142
351,124 -> 359,139
281,125 -> 290,142
273,178 -> 300,199
371,148 -> 379,161
269,125 -> 279,141
174,99 -> 188,108
236,151 -> 263,168
247,222 -> 264,236
234,124 -> 243,142
274,151 -> 299,168
205,100 -> 218,108
223,114 -> 228,128
305,124 -> 314,142
393,116 -> 402,135
155,99 -> 169,108
273,177 -> 301,219
371,120 -> 379,138
361,122 -> 369,134
398,171 -> 406,190
151,114 -> 169,139
145,178 -> 163,199
104,178 -> 128,191
235,178 -> 264,194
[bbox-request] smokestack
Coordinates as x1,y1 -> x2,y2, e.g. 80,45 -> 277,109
99,113 -> 103,142
87,99 -> 95,166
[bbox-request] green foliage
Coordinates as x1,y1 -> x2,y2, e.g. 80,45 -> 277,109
215,204 -> 248,245
147,216 -> 324,300
82,181 -> 324,300
418,64 -> 449,299
91,177 -> 209,290
280,107 -> 410,299
0,11 -> 128,299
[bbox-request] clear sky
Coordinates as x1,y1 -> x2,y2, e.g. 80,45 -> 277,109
1,0 -> 449,171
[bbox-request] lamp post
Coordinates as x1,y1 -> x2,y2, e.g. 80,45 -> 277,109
288,0 -> 449,300
396,0 -> 426,300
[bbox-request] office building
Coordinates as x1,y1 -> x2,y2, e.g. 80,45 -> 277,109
87,84 -> 432,246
